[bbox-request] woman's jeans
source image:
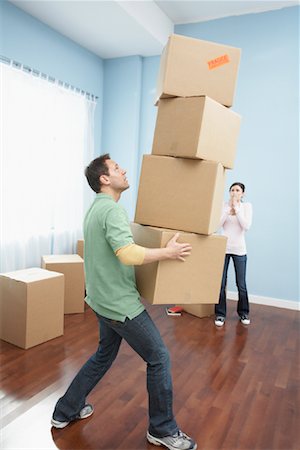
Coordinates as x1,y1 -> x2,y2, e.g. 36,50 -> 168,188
53,309 -> 178,438
215,254 -> 249,318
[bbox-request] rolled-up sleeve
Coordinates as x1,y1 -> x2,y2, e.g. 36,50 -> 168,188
104,205 -> 134,252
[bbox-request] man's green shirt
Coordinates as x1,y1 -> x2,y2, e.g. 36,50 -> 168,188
84,193 -> 144,322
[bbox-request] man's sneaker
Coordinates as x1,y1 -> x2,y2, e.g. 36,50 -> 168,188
214,316 -> 225,327
240,315 -> 250,325
51,404 -> 94,429
147,430 -> 197,450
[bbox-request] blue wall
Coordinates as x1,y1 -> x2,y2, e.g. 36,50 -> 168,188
138,56 -> 160,171
0,0 -> 104,151
101,55 -> 160,218
1,1 -> 299,302
101,56 -> 143,219
101,56 -> 160,220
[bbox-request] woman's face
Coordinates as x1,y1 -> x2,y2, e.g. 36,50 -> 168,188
230,185 -> 244,201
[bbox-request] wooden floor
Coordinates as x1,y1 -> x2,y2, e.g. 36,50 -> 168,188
1,300 -> 299,450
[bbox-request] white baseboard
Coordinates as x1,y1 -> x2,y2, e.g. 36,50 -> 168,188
227,291 -> 300,311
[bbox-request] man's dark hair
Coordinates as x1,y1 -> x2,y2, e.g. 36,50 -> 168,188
85,154 -> 111,193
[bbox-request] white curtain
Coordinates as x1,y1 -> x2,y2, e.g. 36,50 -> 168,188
0,63 -> 96,273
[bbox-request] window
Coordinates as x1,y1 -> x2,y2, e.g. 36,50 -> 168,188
0,62 -> 96,272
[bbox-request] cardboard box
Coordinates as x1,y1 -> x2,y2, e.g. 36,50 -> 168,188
152,96 -> 241,169
77,239 -> 84,259
181,304 -> 215,318
0,268 -> 64,349
41,255 -> 85,314
155,34 -> 241,107
135,155 -> 225,235
131,223 -> 226,305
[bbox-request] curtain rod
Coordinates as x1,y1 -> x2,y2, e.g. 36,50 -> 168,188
0,55 -> 98,102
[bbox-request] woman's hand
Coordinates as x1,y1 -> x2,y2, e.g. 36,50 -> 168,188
229,192 -> 242,214
228,184 -> 244,215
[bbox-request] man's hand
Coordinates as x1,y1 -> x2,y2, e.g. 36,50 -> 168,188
142,233 -> 192,265
166,233 -> 192,262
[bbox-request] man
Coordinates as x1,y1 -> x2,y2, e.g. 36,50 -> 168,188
51,154 -> 197,450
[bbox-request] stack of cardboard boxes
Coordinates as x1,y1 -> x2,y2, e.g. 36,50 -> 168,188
0,253 -> 85,350
132,34 -> 242,318
0,253 -> 86,349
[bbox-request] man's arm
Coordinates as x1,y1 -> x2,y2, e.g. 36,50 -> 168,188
116,233 -> 192,266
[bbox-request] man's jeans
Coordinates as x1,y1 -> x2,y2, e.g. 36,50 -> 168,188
215,254 -> 249,318
53,309 -> 179,438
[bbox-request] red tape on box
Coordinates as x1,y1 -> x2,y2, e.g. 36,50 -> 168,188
207,54 -> 230,70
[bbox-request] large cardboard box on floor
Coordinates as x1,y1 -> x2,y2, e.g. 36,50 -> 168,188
131,223 -> 226,305
181,304 -> 215,319
152,96 -> 241,169
41,254 -> 85,314
135,155 -> 225,235
155,34 -> 241,107
0,268 -> 64,349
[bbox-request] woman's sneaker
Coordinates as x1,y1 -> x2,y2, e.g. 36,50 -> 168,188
51,404 -> 94,429
147,430 -> 197,450
214,316 -> 225,327
240,315 -> 250,325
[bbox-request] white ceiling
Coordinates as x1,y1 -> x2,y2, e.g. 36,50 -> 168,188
9,0 -> 299,58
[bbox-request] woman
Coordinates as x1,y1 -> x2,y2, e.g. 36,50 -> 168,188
215,182 -> 253,327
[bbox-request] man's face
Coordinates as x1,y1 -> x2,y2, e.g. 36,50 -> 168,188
105,159 -> 129,192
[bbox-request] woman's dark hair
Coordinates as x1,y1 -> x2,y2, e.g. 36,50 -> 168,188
85,153 -> 111,193
229,182 -> 245,192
